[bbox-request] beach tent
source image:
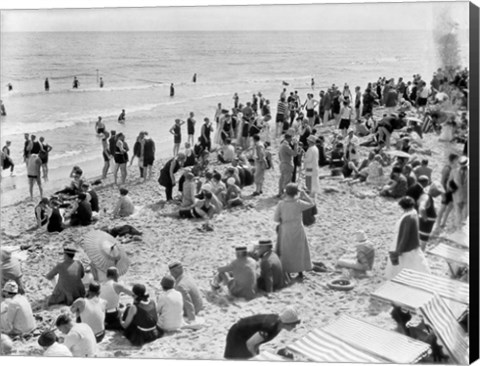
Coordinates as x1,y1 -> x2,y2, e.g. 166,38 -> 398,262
287,315 -> 431,364
251,351 -> 288,361
427,243 -> 469,279
419,294 -> 469,365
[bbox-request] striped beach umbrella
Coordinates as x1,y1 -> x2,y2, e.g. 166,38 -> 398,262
83,230 -> 130,275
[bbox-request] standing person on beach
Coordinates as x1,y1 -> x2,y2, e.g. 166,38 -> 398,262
130,132 -> 145,178
113,133 -> 128,185
361,88 -> 375,117
354,86 -> 362,121
200,118 -> 213,152
142,131 -> 155,181
304,135 -> 320,197
95,117 -> 105,135
322,89 -> 332,124
338,99 -> 353,138
45,247 -> 85,306
27,153 -> 43,200
170,83 -> 175,97
449,156 -> 469,229
274,183 -> 314,279
38,136 -> 52,181
187,112 -> 196,145
158,153 -> 186,201
223,306 -> 300,359
277,132 -> 298,198
252,135 -> 266,196
170,119 -> 185,157
275,98 -> 288,137
434,153 -> 458,230
44,78 -> 50,92
303,93 -> 318,127
386,196 -> 430,280
2,141 -> 15,176
101,131 -> 112,179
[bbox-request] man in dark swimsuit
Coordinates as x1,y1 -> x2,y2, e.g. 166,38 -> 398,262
187,112 -> 196,145
170,83 -> 175,97
142,132 -> 156,181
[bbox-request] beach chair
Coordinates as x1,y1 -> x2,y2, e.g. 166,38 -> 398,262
419,294 -> 469,365
371,281 -> 468,321
427,243 -> 469,279
287,315 -> 430,364
251,351 -> 287,361
392,268 -> 469,305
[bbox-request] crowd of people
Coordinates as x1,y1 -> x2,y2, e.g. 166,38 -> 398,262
0,65 -> 470,358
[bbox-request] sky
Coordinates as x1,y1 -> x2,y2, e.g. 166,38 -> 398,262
0,0 -> 471,32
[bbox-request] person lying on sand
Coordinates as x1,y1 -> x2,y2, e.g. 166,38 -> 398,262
212,246 -> 257,301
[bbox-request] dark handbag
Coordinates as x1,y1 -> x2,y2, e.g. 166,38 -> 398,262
449,179 -> 458,193
302,205 -> 317,226
389,251 -> 399,266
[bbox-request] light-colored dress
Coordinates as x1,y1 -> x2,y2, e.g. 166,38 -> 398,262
274,198 -> 313,273
304,145 -> 321,194
385,210 -> 431,280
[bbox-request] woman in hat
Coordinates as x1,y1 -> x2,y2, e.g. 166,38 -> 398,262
274,183 -> 314,279
158,153 -> 186,201
304,135 -> 320,196
386,196 -> 430,280
45,246 -> 86,306
120,284 -> 163,346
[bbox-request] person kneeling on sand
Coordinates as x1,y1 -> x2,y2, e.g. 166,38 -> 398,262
0,281 -> 36,336
112,188 -> 135,218
71,282 -> 107,343
156,275 -> 184,332
169,262 -> 204,323
253,240 -> 286,293
223,306 -> 300,359
100,267 -> 134,330
55,313 -> 97,357
38,330 -> 72,357
212,246 -> 257,300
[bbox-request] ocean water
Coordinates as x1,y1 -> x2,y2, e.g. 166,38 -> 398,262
0,30 -> 469,204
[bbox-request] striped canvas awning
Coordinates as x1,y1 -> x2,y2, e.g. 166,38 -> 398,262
371,281 -> 467,321
392,268 -> 469,304
251,351 -> 287,362
419,294 -> 469,365
321,315 -> 431,364
428,243 -> 469,267
287,327 -> 385,363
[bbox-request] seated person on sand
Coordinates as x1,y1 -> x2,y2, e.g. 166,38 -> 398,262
402,164 -> 417,189
413,159 -> 433,181
0,281 -> 36,336
55,313 -> 97,357
34,197 -> 51,229
336,231 -> 375,277
218,138 -> 236,163
45,246 -> 86,306
156,275 -> 184,332
380,166 -> 408,198
253,240 -> 287,293
55,166 -> 84,197
212,246 -> 257,301
71,282 -> 107,343
1,249 -> 25,294
365,155 -> 386,186
120,284 -> 163,346
224,166 -> 242,188
38,330 -> 73,357
47,198 -> 65,233
81,182 -> 99,213
183,142 -> 197,167
179,190 -> 217,219
211,171 -> 227,202
67,193 -> 93,226
112,188 -> 135,218
100,267 -> 134,330
181,171 -> 197,208
329,143 -> 345,169
168,262 -> 204,324
225,177 -> 243,208
342,159 -> 359,179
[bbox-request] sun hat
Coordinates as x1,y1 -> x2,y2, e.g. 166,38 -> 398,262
279,306 -> 301,324
459,156 -> 469,166
235,246 -> 247,253
428,182 -> 445,198
168,262 -> 183,270
161,275 -> 175,290
3,280 -> 18,294
307,135 -> 318,144
355,231 -> 367,243
202,183 -> 213,192
256,239 -> 273,247
418,175 -> 430,183
226,177 -> 236,185
63,246 -> 77,255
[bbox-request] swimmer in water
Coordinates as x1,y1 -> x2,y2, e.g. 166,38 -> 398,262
72,77 -> 79,89
118,109 -> 126,123
170,83 -> 175,97
7,83 -> 13,91
99,77 -> 104,88
0,100 -> 6,116
193,73 -> 197,83
45,78 -> 50,92
95,117 -> 106,135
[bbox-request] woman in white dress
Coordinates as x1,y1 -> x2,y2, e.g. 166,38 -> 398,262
386,196 -> 430,280
303,135 -> 321,196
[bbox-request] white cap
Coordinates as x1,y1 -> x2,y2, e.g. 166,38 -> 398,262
280,306 -> 301,324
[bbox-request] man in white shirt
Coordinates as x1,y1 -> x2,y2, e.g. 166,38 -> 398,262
0,281 -> 36,336
38,330 -> 72,357
55,313 -> 97,357
156,275 -> 184,332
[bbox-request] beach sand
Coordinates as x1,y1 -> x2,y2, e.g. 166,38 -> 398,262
0,113 -> 465,360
